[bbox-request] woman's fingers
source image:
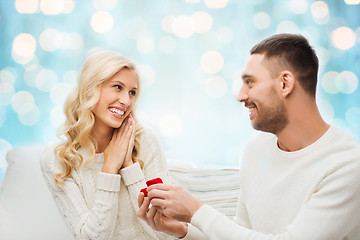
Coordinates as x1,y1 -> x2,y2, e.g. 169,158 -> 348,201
146,205 -> 158,229
137,193 -> 150,220
138,192 -> 145,208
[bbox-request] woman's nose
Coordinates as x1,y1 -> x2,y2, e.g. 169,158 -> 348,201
118,92 -> 130,106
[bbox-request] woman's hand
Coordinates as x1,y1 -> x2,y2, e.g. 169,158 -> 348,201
121,114 -> 135,168
102,115 -> 135,174
137,192 -> 188,238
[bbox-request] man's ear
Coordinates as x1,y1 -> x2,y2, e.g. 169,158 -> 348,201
279,71 -> 295,97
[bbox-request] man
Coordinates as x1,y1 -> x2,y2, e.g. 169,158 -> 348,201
138,34 -> 360,239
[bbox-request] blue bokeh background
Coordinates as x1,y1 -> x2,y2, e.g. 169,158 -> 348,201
1,0 -> 360,181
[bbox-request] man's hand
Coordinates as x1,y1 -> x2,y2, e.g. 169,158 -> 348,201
147,184 -> 203,223
137,192 -> 188,238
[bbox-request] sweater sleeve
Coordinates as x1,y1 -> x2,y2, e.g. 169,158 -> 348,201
189,160 -> 360,240
40,147 -> 121,240
119,127 -> 173,240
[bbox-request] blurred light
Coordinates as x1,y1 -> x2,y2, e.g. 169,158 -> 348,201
216,26 -> 233,44
317,99 -> 335,122
62,70 -> 78,86
198,32 -> 220,51
0,108 -> 5,127
253,12 -> 271,30
91,11 -> 114,33
125,17 -> 147,39
62,0 -> 75,13
61,32 -> 83,50
317,47 -> 330,65
356,27 -> 360,43
346,107 -> 360,125
335,71 -> 358,94
12,33 -> 36,64
158,35 -> 176,54
290,0 -> 308,14
186,0 -> 200,2
192,11 -> 213,34
0,69 -> 16,86
136,36 -> 154,54
205,0 -> 228,8
161,16 -> 175,33
158,113 -> 183,137
43,124 -> 58,143
137,65 -> 156,87
24,65 -> 41,87
93,0 -> 117,11
15,0 -> 39,14
232,77 -> 242,96
321,71 -> 339,94
311,1 -> 330,24
276,21 -> 300,34
331,27 -> 356,50
331,118 -> 349,130
18,105 -> 40,126
344,0 -> 360,4
41,0 -> 64,15
50,82 -> 72,105
0,83 -> 15,106
0,139 -> 12,167
172,15 -> 194,39
201,51 -> 224,74
311,1 -> 329,18
39,28 -> 62,52
301,26 -> 320,43
205,76 -> 227,99
11,91 -> 35,114
25,56 -> 39,69
50,105 -> 65,127
35,69 -> 58,92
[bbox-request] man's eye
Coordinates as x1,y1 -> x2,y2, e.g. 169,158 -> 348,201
246,80 -> 254,86
129,90 -> 136,96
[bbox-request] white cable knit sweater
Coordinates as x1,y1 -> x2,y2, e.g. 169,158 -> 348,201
40,127 -> 175,240
185,126 -> 360,239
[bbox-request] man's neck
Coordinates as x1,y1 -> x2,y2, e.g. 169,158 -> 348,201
276,104 -> 329,152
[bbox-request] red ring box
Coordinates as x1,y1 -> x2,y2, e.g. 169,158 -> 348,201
140,178 -> 163,197
146,178 -> 163,186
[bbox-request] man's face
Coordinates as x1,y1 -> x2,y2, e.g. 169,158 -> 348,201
237,54 -> 289,134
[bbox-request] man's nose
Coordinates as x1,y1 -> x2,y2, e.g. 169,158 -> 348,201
237,86 -> 248,103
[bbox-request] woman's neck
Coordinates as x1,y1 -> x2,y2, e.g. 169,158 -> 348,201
92,127 -> 113,153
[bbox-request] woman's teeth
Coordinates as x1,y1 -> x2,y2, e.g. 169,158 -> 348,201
109,108 -> 125,116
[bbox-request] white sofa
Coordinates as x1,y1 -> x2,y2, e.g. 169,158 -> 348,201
0,146 -> 240,240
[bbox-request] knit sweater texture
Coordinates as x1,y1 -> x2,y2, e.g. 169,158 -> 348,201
185,126 -> 360,239
41,127 -> 175,240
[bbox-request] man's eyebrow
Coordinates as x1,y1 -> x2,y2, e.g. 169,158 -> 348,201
241,74 -> 252,80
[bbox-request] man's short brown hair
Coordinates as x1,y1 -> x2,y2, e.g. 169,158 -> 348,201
251,34 -> 319,97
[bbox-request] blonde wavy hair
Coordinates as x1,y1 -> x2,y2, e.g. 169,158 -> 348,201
54,49 -> 144,186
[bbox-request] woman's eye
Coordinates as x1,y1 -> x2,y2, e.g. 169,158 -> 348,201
114,85 -> 122,90
129,90 -> 136,96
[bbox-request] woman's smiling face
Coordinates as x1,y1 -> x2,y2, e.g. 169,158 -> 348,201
92,68 -> 139,132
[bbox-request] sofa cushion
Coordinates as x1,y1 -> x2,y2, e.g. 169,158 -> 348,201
169,168 -> 240,219
0,146 -> 73,240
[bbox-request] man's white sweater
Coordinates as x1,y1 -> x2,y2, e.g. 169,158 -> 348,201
186,126 -> 360,239
41,128 -> 174,240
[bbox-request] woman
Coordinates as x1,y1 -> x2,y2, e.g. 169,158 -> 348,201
41,50 -> 173,239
